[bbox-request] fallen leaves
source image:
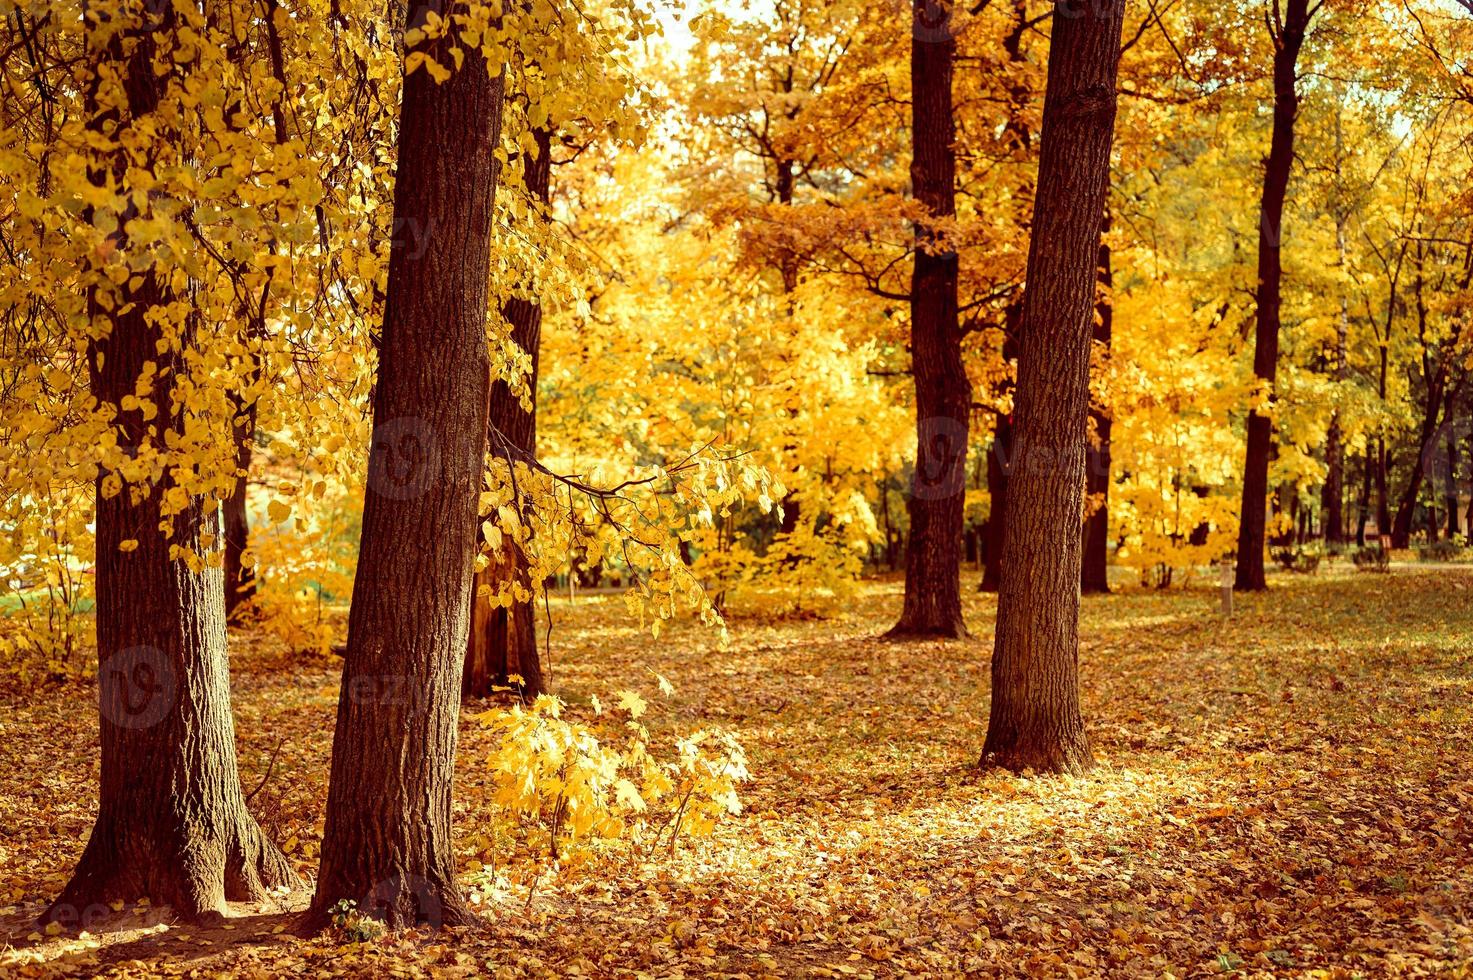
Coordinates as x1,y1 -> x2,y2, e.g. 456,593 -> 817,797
2,569 -> 1472,976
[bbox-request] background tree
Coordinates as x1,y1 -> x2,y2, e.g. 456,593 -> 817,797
887,0 -> 970,638
1236,0 -> 1321,591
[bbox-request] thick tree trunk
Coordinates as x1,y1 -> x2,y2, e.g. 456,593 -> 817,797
223,395 -> 258,622
981,0 -> 1125,775
1236,0 -> 1313,591
306,11 -> 504,931
464,127 -> 551,701
1081,212 -> 1113,594
50,25 -> 294,926
888,0 -> 969,639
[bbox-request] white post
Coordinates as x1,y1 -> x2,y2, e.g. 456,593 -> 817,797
1220,560 -> 1235,616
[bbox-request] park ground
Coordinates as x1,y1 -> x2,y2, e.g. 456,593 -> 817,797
2,565 -> 1472,978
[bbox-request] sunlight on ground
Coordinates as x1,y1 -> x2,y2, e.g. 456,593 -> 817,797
3,569 -> 1471,977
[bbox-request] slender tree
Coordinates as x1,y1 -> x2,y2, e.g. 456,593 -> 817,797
466,127 -> 553,700
888,0 -> 970,638
223,394 -> 259,621
306,7 -> 505,929
50,20 -> 294,925
1081,209 -> 1114,594
980,1 -> 1037,597
1236,0 -> 1319,591
981,0 -> 1126,775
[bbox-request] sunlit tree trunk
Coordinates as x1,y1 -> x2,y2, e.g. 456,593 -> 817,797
465,127 -> 551,701
889,0 -> 969,638
51,23 -> 294,926
307,9 -> 504,930
1236,0 -> 1315,591
981,0 -> 1125,775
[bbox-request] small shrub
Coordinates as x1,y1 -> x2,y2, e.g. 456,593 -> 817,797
1271,543 -> 1322,574
1416,539 -> 1465,563
328,900 -> 385,943
477,681 -> 748,864
1351,544 -> 1390,573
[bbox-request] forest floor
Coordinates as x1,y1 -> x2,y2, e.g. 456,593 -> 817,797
2,566 -> 1472,978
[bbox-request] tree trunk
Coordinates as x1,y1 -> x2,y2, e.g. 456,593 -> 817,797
980,411 -> 1012,593
51,24 -> 294,925
1236,0 -> 1314,591
1355,452 -> 1370,546
981,0 -> 1125,775
1447,425 -> 1462,539
223,394 -> 258,622
1392,266 -> 1450,548
306,11 -> 504,931
1322,417 -> 1344,544
887,0 -> 969,639
464,127 -> 551,701
1376,440 -> 1391,536
1322,219 -> 1350,544
1081,211 -> 1113,594
979,2 -> 1036,596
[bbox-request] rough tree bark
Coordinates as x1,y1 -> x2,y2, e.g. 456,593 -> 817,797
888,0 -> 970,638
1081,210 -> 1113,594
305,9 -> 504,930
50,24 -> 294,925
465,127 -> 552,701
980,0 -> 1125,775
1236,0 -> 1315,591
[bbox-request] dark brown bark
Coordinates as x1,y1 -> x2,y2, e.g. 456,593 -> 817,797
979,1 -> 1037,596
980,410 -> 1012,593
1322,221 -> 1350,544
1236,0 -> 1315,591
1081,210 -> 1113,594
223,394 -> 258,622
1355,451 -> 1371,546
888,0 -> 969,639
51,25 -> 294,925
981,0 -> 1125,775
464,127 -> 551,702
306,10 -> 504,931
1447,425 -> 1462,539
1391,246 -> 1471,547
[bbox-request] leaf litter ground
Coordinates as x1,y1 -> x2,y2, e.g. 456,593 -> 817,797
2,567 -> 1471,977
